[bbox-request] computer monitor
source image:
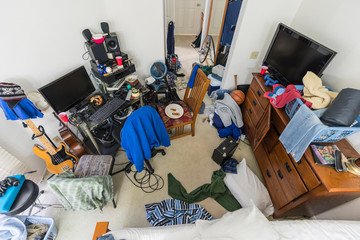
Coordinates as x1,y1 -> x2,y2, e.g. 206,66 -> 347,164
38,66 -> 95,114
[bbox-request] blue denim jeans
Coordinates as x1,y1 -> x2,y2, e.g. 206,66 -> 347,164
279,104 -> 326,162
97,234 -> 115,240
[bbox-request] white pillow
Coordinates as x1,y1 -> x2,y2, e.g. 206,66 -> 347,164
224,158 -> 274,216
195,204 -> 279,240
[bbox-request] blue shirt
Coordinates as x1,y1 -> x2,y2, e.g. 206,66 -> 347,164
121,106 -> 170,172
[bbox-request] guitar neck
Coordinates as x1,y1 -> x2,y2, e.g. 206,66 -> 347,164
24,119 -> 57,155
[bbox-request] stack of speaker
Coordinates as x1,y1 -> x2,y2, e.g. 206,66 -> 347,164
82,22 -> 135,84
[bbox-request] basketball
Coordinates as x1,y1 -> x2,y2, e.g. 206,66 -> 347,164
230,90 -> 245,105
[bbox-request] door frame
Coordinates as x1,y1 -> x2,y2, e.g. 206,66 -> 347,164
214,0 -> 228,65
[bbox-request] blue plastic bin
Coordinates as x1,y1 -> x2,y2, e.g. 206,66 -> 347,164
15,215 -> 57,240
285,98 -> 360,143
207,74 -> 222,95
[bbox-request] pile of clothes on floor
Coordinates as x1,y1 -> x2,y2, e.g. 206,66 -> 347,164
206,90 -> 244,140
0,215 -> 50,240
141,157 -> 274,228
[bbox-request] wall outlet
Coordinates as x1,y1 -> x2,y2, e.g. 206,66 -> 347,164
249,51 -> 259,59
52,136 -> 62,144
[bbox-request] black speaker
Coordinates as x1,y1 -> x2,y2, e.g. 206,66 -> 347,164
101,22 -> 110,34
104,33 -> 121,57
82,29 -> 92,42
85,41 -> 109,64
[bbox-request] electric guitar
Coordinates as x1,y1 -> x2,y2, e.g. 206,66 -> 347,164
24,119 -> 78,174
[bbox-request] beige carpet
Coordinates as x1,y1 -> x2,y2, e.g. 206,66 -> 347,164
31,35 -> 262,240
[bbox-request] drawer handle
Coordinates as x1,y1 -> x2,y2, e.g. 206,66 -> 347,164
253,100 -> 257,106
277,170 -> 284,179
266,169 -> 271,178
285,162 -> 292,172
249,108 -> 252,114
246,124 -> 250,130
257,90 -> 261,97
257,137 -> 261,143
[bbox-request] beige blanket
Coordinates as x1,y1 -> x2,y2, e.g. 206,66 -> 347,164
302,71 -> 338,109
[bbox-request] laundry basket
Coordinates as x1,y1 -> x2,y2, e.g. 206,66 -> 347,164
285,98 -> 360,143
15,215 -> 57,240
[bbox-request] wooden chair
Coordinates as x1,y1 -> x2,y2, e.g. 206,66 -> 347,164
157,67 -> 210,140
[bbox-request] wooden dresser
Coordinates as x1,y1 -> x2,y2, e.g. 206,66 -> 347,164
242,73 -> 360,218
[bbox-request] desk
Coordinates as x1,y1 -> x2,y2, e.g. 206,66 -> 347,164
242,73 -> 360,218
69,97 -> 127,155
71,88 -> 141,155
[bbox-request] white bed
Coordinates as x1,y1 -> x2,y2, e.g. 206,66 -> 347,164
104,205 -> 360,240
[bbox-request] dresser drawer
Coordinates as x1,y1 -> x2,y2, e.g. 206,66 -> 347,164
242,109 -> 255,147
253,106 -> 271,151
290,155 -> 321,191
262,125 -> 279,153
244,92 -> 261,127
249,88 -> 264,123
254,143 -> 288,209
271,108 -> 286,134
269,142 -> 308,202
249,78 -> 269,110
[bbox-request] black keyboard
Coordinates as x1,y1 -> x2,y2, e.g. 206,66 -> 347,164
89,97 -> 126,125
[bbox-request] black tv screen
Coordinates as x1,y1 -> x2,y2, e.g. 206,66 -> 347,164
38,66 -> 95,113
263,23 -> 337,85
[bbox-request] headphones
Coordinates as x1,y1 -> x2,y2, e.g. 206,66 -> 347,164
0,177 -> 20,197
90,95 -> 103,106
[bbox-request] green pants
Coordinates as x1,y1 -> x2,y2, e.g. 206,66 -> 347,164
168,170 -> 241,211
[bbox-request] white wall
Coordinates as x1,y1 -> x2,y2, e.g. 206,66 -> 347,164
291,0 -> 360,91
291,0 -> 360,220
0,0 -> 165,177
220,0 -> 303,89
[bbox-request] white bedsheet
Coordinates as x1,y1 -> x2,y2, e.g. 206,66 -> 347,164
108,220 -> 360,240
271,220 -> 360,240
108,224 -> 197,240
107,204 -> 360,240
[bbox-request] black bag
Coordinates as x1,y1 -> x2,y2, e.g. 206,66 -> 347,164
320,88 -> 360,127
212,136 -> 238,165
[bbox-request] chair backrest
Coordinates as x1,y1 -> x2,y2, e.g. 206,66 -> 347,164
183,67 -> 210,120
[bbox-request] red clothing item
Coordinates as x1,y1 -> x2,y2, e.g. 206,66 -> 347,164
273,85 -> 313,109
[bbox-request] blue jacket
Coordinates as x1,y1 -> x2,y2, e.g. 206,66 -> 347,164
121,106 -> 170,172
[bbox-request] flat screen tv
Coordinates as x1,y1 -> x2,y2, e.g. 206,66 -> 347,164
38,66 -> 95,113
263,23 -> 337,86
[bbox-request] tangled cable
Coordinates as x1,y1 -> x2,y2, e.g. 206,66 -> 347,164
114,162 -> 164,193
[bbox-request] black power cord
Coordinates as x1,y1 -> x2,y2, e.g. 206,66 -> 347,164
116,163 -> 164,193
